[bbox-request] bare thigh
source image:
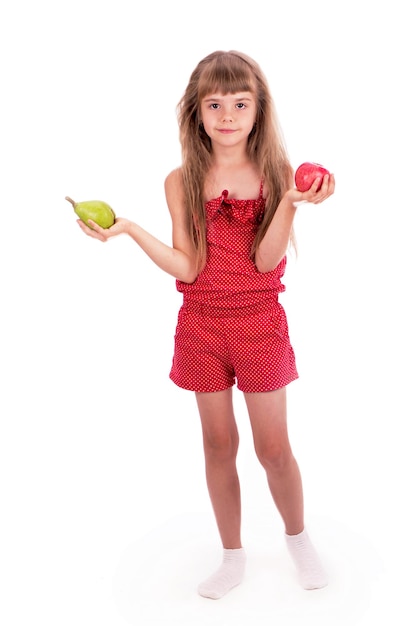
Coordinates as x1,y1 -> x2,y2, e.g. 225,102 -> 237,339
195,388 -> 239,454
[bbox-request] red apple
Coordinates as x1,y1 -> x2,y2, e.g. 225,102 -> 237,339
294,162 -> 330,192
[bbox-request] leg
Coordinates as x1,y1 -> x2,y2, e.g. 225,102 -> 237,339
244,388 -> 327,589
195,388 -> 246,599
196,388 -> 242,548
244,387 -> 303,535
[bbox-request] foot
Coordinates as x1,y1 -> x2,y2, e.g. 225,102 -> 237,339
198,548 -> 246,599
285,529 -> 328,590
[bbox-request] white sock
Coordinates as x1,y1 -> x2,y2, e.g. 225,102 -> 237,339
198,548 -> 246,599
285,529 -> 328,590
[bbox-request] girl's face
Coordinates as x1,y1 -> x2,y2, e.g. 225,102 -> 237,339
200,91 -> 257,149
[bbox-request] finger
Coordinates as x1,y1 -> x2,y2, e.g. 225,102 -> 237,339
87,219 -> 107,233
312,176 -> 323,191
328,174 -> 336,193
311,178 -> 335,203
317,174 -> 330,195
77,219 -> 91,233
77,219 -> 107,241
319,174 -> 335,198
302,181 -> 324,203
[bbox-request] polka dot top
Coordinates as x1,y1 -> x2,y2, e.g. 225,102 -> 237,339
176,184 -> 287,309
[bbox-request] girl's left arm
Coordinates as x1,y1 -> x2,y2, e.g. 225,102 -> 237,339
255,173 -> 335,273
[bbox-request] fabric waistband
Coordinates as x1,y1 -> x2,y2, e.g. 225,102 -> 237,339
181,297 -> 279,318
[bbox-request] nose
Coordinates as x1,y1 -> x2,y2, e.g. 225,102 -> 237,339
221,106 -> 233,123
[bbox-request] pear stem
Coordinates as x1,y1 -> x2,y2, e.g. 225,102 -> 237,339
65,196 -> 76,208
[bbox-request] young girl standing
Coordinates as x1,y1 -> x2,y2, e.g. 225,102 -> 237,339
78,50 -> 335,600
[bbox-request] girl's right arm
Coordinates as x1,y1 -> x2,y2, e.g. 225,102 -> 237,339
77,168 -> 199,284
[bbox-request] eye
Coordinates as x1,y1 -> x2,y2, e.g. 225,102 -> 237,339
209,103 -> 220,110
235,102 -> 246,109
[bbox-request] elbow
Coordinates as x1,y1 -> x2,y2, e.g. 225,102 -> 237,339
179,256 -> 204,283
256,263 -> 277,274
255,255 -> 276,274
255,253 -> 282,274
180,270 -> 198,284
171,249 -> 199,283
177,263 -> 199,284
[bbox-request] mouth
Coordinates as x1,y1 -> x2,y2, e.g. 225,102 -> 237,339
218,128 -> 236,134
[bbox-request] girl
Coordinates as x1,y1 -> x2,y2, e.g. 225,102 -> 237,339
78,50 -> 335,599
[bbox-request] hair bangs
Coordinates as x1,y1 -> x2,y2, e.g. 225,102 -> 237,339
198,52 -> 256,100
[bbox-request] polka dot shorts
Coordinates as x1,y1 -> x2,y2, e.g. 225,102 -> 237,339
169,299 -> 298,393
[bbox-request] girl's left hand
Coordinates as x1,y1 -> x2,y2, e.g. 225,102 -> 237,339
286,173 -> 336,206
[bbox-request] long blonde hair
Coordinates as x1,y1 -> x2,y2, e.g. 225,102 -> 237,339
177,50 -> 294,270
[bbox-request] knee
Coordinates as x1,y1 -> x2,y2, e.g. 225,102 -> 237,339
203,429 -> 239,463
255,442 -> 292,473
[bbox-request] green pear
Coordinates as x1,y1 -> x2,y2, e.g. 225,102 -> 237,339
65,196 -> 115,229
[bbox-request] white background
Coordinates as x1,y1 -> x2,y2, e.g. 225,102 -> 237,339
0,1 -> 402,624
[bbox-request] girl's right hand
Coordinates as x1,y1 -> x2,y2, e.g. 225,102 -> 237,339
77,217 -> 129,242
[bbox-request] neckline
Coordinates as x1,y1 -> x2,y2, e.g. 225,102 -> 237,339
206,179 -> 265,204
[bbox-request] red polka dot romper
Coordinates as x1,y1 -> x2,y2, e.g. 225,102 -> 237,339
169,182 -> 298,393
